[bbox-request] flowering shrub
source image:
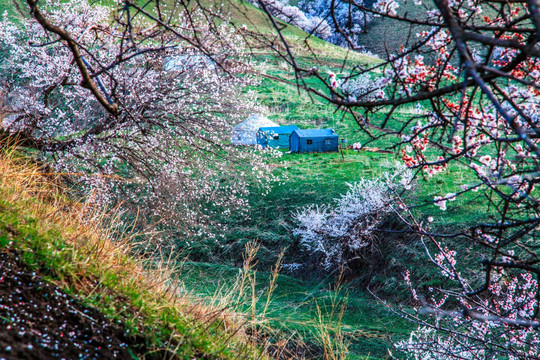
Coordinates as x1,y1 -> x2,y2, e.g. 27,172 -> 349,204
293,163 -> 414,271
0,0 -> 276,243
339,73 -> 388,102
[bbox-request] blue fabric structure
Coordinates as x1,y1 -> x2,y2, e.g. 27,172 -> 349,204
289,129 -> 339,153
256,125 -> 299,149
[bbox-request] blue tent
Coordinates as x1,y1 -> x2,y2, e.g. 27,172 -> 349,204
256,125 -> 299,149
289,129 -> 339,153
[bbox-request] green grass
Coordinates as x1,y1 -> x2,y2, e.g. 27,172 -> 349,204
0,152 -> 268,360
175,260 -> 413,359
0,1 -> 506,358
195,147 -> 494,263
0,0 -> 20,20
182,49 -> 498,356
177,146 -> 494,358
0,148 -> 416,359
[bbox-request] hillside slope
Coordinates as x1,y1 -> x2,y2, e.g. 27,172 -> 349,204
0,148 -> 267,359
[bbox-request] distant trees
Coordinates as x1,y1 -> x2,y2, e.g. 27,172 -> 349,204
249,0 -> 333,39
0,0 -> 274,244
259,0 -> 540,358
247,0 -> 374,48
299,0 -> 373,49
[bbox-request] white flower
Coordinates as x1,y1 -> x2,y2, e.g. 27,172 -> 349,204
445,193 -> 456,201
433,196 -> 447,211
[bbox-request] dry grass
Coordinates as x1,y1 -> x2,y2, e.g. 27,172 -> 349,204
0,142 -> 270,359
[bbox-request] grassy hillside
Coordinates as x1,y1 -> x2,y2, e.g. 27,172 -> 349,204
207,0 -> 380,62
356,1 -> 430,56
0,148 -> 268,359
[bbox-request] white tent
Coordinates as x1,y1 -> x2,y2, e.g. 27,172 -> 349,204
231,114 -> 278,145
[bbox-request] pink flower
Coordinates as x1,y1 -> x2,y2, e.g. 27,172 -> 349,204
479,155 -> 492,166
328,72 -> 338,89
434,196 -> 447,210
445,193 -> 456,201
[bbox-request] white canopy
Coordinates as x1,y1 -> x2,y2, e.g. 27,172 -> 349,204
231,114 -> 278,145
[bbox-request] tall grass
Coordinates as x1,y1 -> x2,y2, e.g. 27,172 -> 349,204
0,141 -> 272,359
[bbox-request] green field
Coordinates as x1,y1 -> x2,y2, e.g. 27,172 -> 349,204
176,30 -> 496,359
176,260 -> 414,359
172,3 -> 501,354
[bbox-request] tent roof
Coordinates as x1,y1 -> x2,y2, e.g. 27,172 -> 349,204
292,128 -> 337,138
233,114 -> 278,131
231,114 -> 278,145
258,125 -> 299,134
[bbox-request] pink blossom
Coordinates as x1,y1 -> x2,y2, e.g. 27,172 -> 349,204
433,196 -> 447,210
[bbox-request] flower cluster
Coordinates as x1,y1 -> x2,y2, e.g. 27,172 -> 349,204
293,162 -> 414,270
0,0 -> 277,245
340,73 -> 388,102
433,193 -> 456,211
373,0 -> 399,16
329,72 -> 338,89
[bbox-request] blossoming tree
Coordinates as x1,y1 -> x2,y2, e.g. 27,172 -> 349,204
259,0 -> 540,357
0,0 -> 274,245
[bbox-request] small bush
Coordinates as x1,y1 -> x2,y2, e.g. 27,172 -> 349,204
293,162 -> 414,274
